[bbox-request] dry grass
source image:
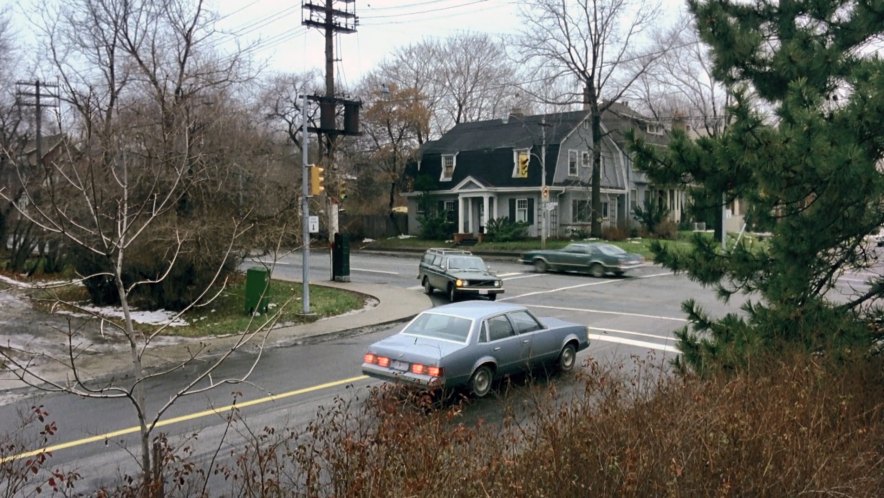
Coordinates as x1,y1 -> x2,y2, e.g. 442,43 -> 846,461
208,351 -> 882,497
6,351 -> 880,496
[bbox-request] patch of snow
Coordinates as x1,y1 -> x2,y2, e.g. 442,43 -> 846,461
56,305 -> 189,327
0,274 -> 76,289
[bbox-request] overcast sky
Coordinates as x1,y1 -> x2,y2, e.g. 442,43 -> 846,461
7,0 -> 687,86
211,0 -> 525,85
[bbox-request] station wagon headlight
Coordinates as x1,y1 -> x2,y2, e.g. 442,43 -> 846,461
456,279 -> 465,287
494,281 -> 501,287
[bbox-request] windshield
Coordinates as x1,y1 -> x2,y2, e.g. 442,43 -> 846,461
597,244 -> 628,256
447,256 -> 487,272
402,312 -> 473,343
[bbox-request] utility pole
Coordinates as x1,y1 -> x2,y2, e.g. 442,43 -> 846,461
15,80 -> 59,166
302,0 -> 358,244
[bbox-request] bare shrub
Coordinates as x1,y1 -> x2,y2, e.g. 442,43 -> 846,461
653,219 -> 679,240
0,406 -> 81,495
68,351 -> 883,496
602,225 -> 629,241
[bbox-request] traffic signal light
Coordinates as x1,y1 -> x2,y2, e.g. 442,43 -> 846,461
309,164 -> 325,196
517,151 -> 529,178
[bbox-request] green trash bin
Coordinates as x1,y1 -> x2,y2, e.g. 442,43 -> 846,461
245,267 -> 270,314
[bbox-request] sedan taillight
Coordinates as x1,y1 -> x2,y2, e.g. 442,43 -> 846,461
410,363 -> 443,378
363,353 -> 391,367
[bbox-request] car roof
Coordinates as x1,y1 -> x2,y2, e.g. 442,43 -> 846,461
426,247 -> 472,254
419,301 -> 524,320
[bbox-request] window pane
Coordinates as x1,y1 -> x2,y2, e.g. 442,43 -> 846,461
508,311 -> 542,334
403,313 -> 473,343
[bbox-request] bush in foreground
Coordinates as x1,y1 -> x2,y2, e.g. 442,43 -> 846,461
6,351 -> 881,496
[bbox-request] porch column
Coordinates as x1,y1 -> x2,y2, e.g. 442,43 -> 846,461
483,195 -> 490,232
458,196 -> 465,233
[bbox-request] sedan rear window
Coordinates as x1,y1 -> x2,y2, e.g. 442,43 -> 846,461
597,244 -> 627,256
402,312 -> 472,343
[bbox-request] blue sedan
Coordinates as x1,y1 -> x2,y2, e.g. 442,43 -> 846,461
361,301 -> 589,398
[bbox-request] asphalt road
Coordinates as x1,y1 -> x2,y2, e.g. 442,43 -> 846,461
2,248 -> 877,492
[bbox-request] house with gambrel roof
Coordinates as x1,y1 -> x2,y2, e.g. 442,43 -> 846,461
401,103 -> 686,239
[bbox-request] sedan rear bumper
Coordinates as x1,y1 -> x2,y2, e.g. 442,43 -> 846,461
362,363 -> 443,388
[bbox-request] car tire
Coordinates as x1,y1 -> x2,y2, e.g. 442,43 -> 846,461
534,259 -> 548,273
590,263 -> 605,278
613,270 -> 624,277
558,343 -> 577,372
448,284 -> 458,302
469,365 -> 494,398
422,277 -> 433,295
488,293 -> 497,302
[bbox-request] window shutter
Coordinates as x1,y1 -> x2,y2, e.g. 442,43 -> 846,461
528,198 -> 535,224
509,199 -> 516,220
437,200 -> 444,216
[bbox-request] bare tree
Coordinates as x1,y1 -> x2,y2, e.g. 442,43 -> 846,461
374,33 -> 522,139
628,13 -> 730,137
0,0 -> 288,491
259,71 -> 323,151
355,79 -> 430,227
515,0 -> 669,237
0,6 -> 25,254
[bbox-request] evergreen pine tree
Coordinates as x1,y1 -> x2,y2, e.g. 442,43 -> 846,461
631,0 -> 884,374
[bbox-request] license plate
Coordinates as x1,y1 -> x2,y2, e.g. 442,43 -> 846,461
479,290 -> 488,295
392,360 -> 409,371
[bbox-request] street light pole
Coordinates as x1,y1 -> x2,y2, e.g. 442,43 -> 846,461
541,116 -> 547,249
301,93 -> 311,314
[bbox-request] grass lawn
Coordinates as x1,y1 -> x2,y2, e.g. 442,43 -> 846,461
2,271 -> 366,338
359,232 -> 710,260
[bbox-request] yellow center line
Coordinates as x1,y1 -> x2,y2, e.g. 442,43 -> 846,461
1,375 -> 369,464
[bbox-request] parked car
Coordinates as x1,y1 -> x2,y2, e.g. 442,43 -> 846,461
361,301 -> 589,398
418,248 -> 504,301
519,242 -> 645,277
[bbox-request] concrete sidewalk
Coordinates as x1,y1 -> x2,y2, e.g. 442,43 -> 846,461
0,280 -> 431,394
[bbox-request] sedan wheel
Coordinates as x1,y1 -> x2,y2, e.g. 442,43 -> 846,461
422,277 -> 433,295
469,365 -> 494,398
488,293 -> 497,302
533,259 -> 548,273
448,285 -> 458,302
558,343 -> 577,372
590,263 -> 605,278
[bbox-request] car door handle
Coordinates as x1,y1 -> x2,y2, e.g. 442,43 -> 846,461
522,339 -> 530,344
493,347 -> 501,351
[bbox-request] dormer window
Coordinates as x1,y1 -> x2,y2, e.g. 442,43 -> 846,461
646,123 -> 665,135
441,154 -> 456,181
568,150 -> 578,176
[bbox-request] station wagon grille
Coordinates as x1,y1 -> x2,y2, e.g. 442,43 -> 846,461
466,279 -> 499,287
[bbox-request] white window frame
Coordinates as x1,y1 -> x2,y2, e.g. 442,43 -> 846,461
572,199 -> 591,222
568,150 -> 578,176
444,200 -> 456,222
646,123 -> 665,135
515,199 -> 529,223
441,154 -> 456,181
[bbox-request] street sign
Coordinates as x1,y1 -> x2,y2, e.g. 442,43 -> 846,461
546,201 -> 557,211
309,215 -> 319,233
